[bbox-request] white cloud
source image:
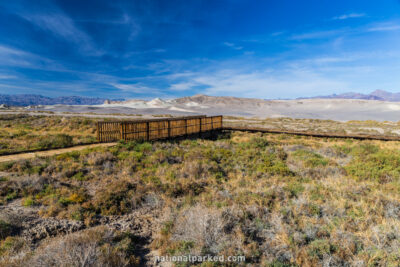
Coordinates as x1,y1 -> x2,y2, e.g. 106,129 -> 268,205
190,69 -> 349,99
290,30 -> 343,40
333,13 -> 366,20
223,42 -> 243,50
110,83 -> 160,94
169,82 -> 197,91
367,23 -> 400,32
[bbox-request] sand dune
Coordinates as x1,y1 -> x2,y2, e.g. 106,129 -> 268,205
17,95 -> 400,121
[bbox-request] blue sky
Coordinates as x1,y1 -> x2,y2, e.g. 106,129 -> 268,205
1,0 -> 400,99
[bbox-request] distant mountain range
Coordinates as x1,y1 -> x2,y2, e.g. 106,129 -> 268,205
2,90 -> 400,107
0,94 -> 121,106
300,90 -> 400,101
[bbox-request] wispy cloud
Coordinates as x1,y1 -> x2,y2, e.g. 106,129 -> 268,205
190,69 -> 349,99
169,82 -> 197,91
20,12 -> 104,56
223,42 -> 243,50
0,74 -> 17,79
0,44 -> 62,70
333,13 -> 366,20
367,22 -> 400,32
110,83 -> 160,94
291,19 -> 400,41
290,30 -> 343,40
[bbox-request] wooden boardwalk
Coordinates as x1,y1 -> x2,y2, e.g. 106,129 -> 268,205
224,126 -> 400,141
97,115 -> 223,142
3,116 -> 400,164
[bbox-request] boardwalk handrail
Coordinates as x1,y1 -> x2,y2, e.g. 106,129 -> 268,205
97,115 -> 223,142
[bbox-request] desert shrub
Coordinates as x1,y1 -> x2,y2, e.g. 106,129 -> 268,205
20,227 -> 140,266
292,149 -> 329,168
0,236 -> 26,259
37,134 -> 73,150
0,220 -> 14,240
56,151 -> 81,161
0,175 -> 49,204
345,145 -> 400,182
256,159 -> 293,176
267,261 -> 298,267
71,171 -> 88,181
170,205 -> 233,255
285,182 -> 305,198
251,136 -> 269,148
93,182 -> 140,216
117,151 -> 143,161
87,152 -> 115,166
117,140 -> 152,153
22,197 -> 35,207
0,161 -> 15,171
307,239 -> 337,260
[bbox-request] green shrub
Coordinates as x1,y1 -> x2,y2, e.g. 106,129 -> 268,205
0,221 -> 13,240
94,182 -> 138,216
267,261 -> 298,267
0,162 -> 14,171
71,171 -> 87,181
161,221 -> 174,236
285,182 -> 305,198
56,151 -> 81,161
5,191 -> 17,201
292,149 -> 329,167
251,137 -> 269,148
23,197 -> 35,207
307,239 -> 336,259
346,146 -> 400,182
37,134 -> 73,149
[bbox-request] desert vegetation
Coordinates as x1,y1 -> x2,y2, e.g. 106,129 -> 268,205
3,113 -> 400,157
0,114 -> 99,155
1,127 -> 400,266
225,116 -> 400,137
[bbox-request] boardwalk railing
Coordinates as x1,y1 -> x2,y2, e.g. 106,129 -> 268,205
97,115 -> 223,142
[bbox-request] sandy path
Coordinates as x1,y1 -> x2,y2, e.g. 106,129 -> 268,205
0,143 -> 117,163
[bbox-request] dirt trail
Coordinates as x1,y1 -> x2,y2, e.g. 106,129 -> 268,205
0,143 -> 117,163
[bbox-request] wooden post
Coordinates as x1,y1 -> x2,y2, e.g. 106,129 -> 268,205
146,121 -> 150,141
199,118 -> 202,133
96,122 -> 99,142
185,118 -> 188,136
120,122 -> 123,140
198,118 -> 202,137
168,120 -> 171,138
